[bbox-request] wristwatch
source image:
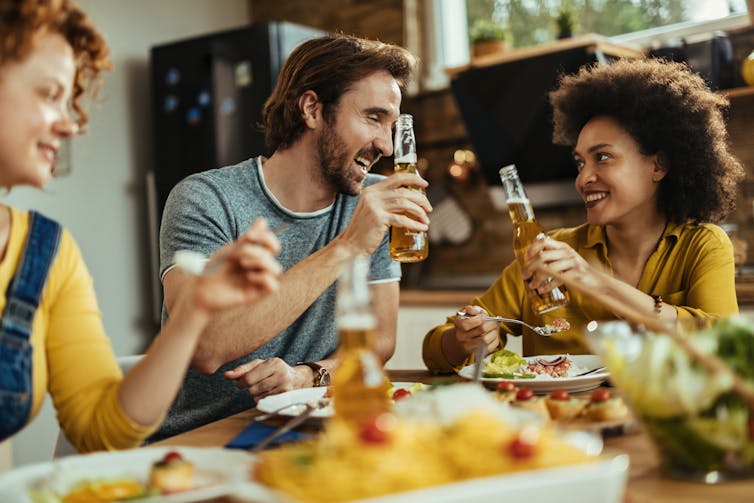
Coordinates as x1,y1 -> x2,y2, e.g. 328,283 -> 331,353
298,361 -> 331,387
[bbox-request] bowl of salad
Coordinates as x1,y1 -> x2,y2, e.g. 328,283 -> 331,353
584,317 -> 754,483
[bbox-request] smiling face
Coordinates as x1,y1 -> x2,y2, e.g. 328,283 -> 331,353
573,116 -> 666,227
314,70 -> 401,196
0,31 -> 77,190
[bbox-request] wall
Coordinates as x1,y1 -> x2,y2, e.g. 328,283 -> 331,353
7,0 -> 251,469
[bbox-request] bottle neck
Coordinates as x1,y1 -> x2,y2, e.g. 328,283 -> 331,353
507,197 -> 536,223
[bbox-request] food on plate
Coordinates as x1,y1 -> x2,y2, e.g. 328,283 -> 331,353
28,450 -> 201,502
254,384 -> 597,502
526,356 -> 573,378
545,389 -> 587,421
493,381 -> 518,402
44,478 -> 148,503
482,349 -> 591,379
583,388 -> 629,422
482,349 -> 532,378
148,450 -> 196,494
510,387 -> 550,421
387,382 -> 428,402
539,318 -> 572,335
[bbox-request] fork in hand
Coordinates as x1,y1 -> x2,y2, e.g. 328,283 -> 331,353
455,311 -> 567,337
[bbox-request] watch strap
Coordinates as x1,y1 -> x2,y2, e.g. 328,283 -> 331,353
297,361 -> 328,387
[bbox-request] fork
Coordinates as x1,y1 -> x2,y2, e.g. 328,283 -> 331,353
253,399 -> 326,422
250,398 -> 330,452
455,311 -> 564,336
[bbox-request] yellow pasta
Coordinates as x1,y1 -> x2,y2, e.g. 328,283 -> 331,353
254,409 -> 595,502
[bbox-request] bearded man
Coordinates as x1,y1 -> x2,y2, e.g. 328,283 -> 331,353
152,33 -> 429,440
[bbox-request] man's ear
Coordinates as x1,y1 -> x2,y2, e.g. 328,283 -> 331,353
652,152 -> 669,182
299,90 -> 321,129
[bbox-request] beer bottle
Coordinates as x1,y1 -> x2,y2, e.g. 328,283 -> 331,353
390,114 -> 428,262
499,164 -> 569,314
331,255 -> 391,425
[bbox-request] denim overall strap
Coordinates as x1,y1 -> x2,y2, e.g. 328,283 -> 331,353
0,211 -> 61,441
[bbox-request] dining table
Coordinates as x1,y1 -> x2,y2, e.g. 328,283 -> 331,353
153,369 -> 754,503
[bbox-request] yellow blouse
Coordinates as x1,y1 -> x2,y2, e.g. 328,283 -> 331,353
423,222 -> 739,373
2,208 -> 156,451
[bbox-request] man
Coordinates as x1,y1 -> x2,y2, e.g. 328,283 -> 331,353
152,33 -> 430,439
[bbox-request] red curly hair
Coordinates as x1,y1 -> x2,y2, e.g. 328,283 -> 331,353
0,0 -> 110,128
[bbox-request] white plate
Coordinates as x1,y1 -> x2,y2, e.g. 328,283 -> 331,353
458,354 -> 609,393
256,382 -> 421,418
0,446 -> 275,503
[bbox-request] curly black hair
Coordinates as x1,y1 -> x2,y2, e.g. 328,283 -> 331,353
549,58 -> 744,224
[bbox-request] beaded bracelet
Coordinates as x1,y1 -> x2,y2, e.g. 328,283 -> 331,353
652,295 -> 663,315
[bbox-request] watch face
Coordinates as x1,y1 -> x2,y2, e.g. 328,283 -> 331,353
319,369 -> 331,387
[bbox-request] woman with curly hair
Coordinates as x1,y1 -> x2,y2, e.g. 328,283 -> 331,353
423,58 -> 744,371
0,0 -> 282,451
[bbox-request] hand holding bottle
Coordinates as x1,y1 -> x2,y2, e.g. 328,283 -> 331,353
522,235 -> 602,294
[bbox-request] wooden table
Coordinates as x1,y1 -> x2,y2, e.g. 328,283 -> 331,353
154,370 -> 754,503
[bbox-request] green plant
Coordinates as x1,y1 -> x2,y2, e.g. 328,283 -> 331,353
469,18 -> 507,43
555,5 -> 577,38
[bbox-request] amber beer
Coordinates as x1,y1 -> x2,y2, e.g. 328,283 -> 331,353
332,256 -> 391,424
331,324 -> 391,424
390,114 -> 428,262
500,165 -> 569,314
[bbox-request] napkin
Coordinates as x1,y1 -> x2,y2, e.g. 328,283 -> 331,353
226,421 -> 312,450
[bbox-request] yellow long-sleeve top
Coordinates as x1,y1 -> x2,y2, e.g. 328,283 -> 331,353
1,208 -> 157,451
423,221 -> 739,373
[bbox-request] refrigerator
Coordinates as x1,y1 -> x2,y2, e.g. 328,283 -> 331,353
147,21 -> 324,324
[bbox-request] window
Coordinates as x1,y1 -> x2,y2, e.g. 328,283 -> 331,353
466,0 -> 749,49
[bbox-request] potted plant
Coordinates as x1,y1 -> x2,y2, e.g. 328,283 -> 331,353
469,18 -> 508,59
555,5 -> 577,39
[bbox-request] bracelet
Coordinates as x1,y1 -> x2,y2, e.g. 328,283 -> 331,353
652,295 -> 663,315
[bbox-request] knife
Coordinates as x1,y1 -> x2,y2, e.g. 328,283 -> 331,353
472,343 -> 486,382
250,400 -> 323,452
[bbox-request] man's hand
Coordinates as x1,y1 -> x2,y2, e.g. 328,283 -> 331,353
223,358 -> 312,401
338,173 -> 432,256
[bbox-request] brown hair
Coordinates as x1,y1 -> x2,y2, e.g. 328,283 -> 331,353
0,0 -> 110,128
549,58 -> 744,224
262,33 -> 416,152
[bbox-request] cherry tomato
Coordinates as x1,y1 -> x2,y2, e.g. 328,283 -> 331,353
496,381 -> 516,393
392,388 -> 412,401
163,450 -> 183,462
508,436 -> 535,459
516,387 -> 534,401
590,388 -> 611,402
359,413 -> 396,444
549,388 -> 570,401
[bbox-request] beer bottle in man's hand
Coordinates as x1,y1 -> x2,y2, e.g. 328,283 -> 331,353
390,114 -> 428,262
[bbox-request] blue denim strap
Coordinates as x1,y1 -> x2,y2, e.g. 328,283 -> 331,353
0,211 -> 61,441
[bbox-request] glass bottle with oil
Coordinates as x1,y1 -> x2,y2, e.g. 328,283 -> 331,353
390,114 -> 428,262
499,164 -> 569,314
331,255 -> 391,425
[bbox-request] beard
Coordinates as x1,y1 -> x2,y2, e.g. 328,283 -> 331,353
315,122 -> 379,196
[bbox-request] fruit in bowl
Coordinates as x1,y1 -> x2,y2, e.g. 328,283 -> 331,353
584,317 -> 754,482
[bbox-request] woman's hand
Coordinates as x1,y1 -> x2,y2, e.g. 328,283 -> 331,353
453,305 -> 500,355
521,236 -> 595,295
191,218 -> 283,313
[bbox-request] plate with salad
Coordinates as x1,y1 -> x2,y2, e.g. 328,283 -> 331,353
457,349 -> 609,393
